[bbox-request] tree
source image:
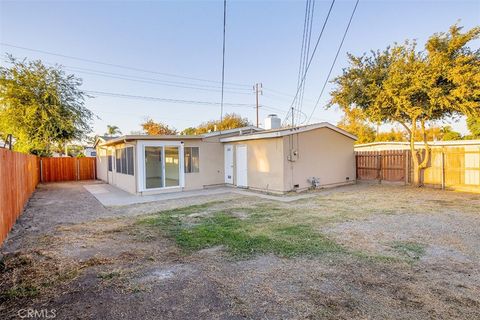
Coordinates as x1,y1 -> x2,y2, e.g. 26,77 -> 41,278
141,118 -> 177,135
194,113 -> 250,134
0,55 -> 93,155
180,127 -> 197,135
375,129 -> 407,142
467,116 -> 480,138
438,126 -> 462,141
330,25 -> 480,185
337,107 -> 376,143
105,125 -> 121,136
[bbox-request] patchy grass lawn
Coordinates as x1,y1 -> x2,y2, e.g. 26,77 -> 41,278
1,183 -> 480,319
135,203 -> 344,258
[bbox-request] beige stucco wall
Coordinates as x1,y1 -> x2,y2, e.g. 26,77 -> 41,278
183,140 -> 225,190
96,143 -> 137,194
283,127 -> 356,191
228,137 -> 285,193
96,146 -> 108,182
97,139 -> 224,194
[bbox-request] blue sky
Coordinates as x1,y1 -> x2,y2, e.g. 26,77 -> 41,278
1,0 -> 479,136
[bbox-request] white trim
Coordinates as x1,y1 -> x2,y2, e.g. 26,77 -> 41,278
136,140 -> 184,193
355,140 -> 480,149
224,144 -> 234,184
219,122 -> 357,142
235,144 -> 248,188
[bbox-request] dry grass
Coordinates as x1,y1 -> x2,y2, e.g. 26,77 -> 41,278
1,183 -> 479,319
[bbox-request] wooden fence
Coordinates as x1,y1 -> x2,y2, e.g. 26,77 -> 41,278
1,152 -> 97,245
40,157 -> 96,182
356,147 -> 480,192
423,147 -> 480,193
0,149 -> 40,244
356,150 -> 409,183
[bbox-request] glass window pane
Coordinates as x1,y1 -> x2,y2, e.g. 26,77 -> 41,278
121,148 -> 127,174
126,147 -> 134,175
184,147 -> 191,173
192,147 -> 199,173
145,147 -> 163,189
165,147 -> 179,187
116,149 -> 121,173
108,153 -> 113,172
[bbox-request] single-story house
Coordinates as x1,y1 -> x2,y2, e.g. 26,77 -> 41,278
95,118 -> 357,195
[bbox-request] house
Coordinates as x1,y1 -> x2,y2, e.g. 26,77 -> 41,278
95,116 -> 357,195
83,146 -> 97,157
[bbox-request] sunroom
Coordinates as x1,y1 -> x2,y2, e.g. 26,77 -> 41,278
135,140 -> 186,193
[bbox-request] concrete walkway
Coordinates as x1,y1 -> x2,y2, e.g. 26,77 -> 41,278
83,183 -> 315,207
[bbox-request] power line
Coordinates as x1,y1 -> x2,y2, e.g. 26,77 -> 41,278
67,67 -> 251,95
307,0 -> 360,124
61,64 -> 251,92
292,0 -> 314,127
284,0 -> 336,125
295,0 -> 316,126
84,89 -> 253,107
0,42 -> 251,88
2,57 -> 252,95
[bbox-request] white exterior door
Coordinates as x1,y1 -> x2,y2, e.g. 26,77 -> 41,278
224,145 -> 234,184
236,145 -> 248,188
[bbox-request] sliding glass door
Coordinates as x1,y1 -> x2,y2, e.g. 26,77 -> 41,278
144,146 -> 180,189
165,147 -> 180,187
145,147 -> 163,189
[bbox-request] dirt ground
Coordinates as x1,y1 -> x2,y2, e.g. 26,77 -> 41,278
1,182 -> 479,319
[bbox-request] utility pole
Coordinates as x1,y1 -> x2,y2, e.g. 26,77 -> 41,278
253,83 -> 263,127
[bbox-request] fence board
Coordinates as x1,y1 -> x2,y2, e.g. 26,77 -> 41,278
356,150 -> 406,182
40,157 -> 96,182
356,147 -> 480,192
0,149 -> 40,244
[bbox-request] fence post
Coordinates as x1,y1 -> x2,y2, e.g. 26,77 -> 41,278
93,158 -> 97,180
378,153 -> 382,184
404,150 -> 408,185
441,150 -> 446,190
76,158 -> 80,181
40,158 -> 44,183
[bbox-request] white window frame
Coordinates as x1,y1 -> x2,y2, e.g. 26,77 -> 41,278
136,140 -> 185,192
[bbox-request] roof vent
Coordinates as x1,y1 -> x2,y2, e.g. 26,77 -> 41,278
265,114 -> 281,130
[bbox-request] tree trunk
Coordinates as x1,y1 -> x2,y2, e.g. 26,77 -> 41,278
411,149 -> 422,186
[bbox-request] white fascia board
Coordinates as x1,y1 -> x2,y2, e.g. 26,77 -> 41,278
219,122 -> 357,142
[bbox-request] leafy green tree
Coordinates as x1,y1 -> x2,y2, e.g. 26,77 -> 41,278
438,126 -> 462,141
337,107 -> 376,143
375,129 -> 407,142
194,113 -> 250,134
105,125 -> 121,136
330,25 -> 480,185
141,118 -> 177,135
180,127 -> 197,135
0,55 -> 93,155
467,116 -> 480,138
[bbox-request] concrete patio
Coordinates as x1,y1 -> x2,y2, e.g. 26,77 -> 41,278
83,183 -> 315,207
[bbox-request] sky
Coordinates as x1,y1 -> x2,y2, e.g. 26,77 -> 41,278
1,0 -> 479,137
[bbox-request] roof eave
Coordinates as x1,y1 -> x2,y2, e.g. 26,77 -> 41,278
220,122 -> 357,142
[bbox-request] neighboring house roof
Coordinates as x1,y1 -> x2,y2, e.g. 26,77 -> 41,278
220,122 -> 357,142
99,134 -> 203,146
202,126 -> 263,137
94,135 -> 119,148
96,126 -> 265,147
355,140 -> 480,150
